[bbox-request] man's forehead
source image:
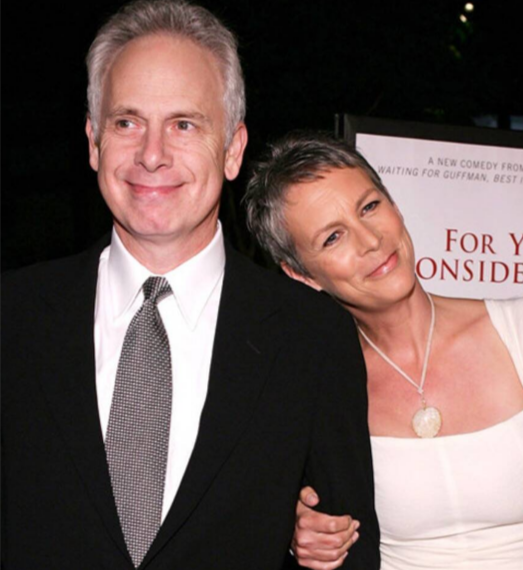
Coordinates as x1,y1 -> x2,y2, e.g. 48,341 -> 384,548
101,34 -> 226,115
107,34 -> 222,80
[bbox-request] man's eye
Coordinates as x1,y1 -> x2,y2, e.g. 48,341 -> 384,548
177,120 -> 194,131
323,232 -> 339,247
116,119 -> 135,129
362,200 -> 380,215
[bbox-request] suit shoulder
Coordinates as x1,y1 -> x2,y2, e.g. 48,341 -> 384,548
2,238 -> 107,307
226,246 -> 348,326
4,254 -> 81,300
4,255 -> 76,285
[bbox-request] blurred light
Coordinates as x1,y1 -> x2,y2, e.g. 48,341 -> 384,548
464,3 -> 474,12
460,14 -> 468,23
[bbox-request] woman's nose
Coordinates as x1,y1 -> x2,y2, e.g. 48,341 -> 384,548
355,223 -> 381,254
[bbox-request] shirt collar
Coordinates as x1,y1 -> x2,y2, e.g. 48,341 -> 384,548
107,223 -> 225,330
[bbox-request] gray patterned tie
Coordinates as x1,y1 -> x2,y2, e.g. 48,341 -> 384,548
105,276 -> 172,568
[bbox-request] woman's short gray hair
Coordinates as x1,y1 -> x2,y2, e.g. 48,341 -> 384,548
86,0 -> 245,146
244,131 -> 393,277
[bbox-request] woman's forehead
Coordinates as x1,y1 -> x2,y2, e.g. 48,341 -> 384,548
285,167 -> 376,211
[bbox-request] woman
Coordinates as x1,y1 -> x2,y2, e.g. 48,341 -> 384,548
244,132 -> 523,569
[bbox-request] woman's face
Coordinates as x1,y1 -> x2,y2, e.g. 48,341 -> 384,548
282,166 -> 417,312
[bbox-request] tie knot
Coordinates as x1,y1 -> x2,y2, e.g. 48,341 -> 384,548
143,276 -> 171,305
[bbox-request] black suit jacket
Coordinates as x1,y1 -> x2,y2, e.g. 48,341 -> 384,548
2,238 -> 379,569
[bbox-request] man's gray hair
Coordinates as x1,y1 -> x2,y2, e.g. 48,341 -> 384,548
86,0 -> 246,146
244,131 -> 393,277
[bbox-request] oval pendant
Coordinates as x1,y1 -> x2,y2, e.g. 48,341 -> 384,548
412,406 -> 442,438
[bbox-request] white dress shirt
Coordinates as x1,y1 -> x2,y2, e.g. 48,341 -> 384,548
94,224 -> 225,522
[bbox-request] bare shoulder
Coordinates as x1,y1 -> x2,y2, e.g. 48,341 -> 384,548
434,294 -> 520,383
432,295 -> 489,339
430,295 -> 523,432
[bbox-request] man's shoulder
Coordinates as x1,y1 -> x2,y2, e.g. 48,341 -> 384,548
4,253 -> 82,288
224,245 -> 348,325
2,236 -> 108,306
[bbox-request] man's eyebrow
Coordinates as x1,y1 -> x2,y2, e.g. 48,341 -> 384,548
106,107 -> 140,118
106,108 -> 209,123
166,111 -> 209,123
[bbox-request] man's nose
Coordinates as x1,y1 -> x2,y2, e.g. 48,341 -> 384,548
135,128 -> 173,171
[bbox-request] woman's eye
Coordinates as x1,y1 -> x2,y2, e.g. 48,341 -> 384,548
323,232 -> 339,247
362,200 -> 380,215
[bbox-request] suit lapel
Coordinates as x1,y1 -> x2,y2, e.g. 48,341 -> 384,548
36,238 -> 130,561
36,240 -> 284,566
145,246 -> 285,565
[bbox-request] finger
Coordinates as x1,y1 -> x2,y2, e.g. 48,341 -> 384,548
299,486 -> 320,507
294,520 -> 360,553
294,527 -> 349,550
294,530 -> 358,565
298,512 -> 354,534
335,523 -> 360,555
294,543 -> 347,563
294,551 -> 348,570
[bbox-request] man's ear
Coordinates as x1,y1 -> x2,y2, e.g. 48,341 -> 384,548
86,118 -> 100,172
281,262 -> 322,292
224,123 -> 248,181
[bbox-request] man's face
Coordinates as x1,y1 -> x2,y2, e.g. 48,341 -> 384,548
86,34 -> 247,267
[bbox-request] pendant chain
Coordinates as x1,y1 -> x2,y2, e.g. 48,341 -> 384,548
357,294 -> 436,400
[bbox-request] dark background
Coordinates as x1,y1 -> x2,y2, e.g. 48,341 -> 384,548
3,0 -> 522,270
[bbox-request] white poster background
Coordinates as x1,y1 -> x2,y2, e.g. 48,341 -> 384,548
356,134 -> 523,299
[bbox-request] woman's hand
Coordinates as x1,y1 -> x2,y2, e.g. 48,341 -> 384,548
292,486 -> 360,569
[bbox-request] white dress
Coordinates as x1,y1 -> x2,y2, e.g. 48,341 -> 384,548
370,298 -> 523,569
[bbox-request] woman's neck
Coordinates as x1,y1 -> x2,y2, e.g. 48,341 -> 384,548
352,283 -> 434,360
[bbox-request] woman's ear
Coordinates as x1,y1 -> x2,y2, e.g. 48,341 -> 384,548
281,262 -> 322,292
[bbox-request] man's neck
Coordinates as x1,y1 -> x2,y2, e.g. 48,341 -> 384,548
114,225 -> 218,275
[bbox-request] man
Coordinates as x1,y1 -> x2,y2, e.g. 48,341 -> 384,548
2,1 -> 379,568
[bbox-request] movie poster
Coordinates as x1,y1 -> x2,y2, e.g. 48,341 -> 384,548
355,133 -> 523,299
